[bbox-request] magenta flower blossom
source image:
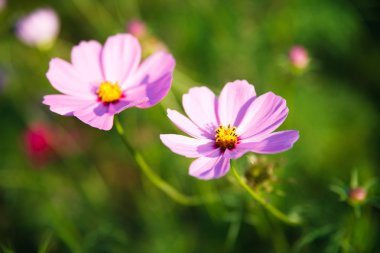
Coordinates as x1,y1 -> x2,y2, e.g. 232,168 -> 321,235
43,34 -> 175,130
24,121 -> 55,166
160,80 -> 299,180
16,8 -> 59,49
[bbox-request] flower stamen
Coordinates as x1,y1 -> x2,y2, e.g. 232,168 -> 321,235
215,124 -> 238,151
97,82 -> 122,103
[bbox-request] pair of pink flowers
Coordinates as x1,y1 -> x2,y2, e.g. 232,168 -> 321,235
44,33 -> 299,180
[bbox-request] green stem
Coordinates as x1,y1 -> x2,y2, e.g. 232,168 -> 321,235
115,116 -> 203,206
231,166 -> 301,226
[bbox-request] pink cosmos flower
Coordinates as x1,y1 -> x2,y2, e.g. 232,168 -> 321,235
43,34 -> 175,130
16,8 -> 60,49
160,80 -> 299,180
289,46 -> 309,69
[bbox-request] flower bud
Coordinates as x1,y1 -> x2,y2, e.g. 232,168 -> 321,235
289,46 -> 309,69
127,19 -> 147,38
348,187 -> 367,204
245,155 -> 276,192
126,19 -> 168,58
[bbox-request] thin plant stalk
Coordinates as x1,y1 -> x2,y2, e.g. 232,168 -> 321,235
115,116 -> 204,206
231,165 -> 301,226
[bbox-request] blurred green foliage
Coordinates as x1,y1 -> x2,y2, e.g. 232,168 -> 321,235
0,0 -> 380,252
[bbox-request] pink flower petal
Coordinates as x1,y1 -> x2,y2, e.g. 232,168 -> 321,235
189,156 -> 230,180
46,58 -> 96,98
182,87 -> 218,134
126,74 -> 172,108
218,80 -> 256,127
237,92 -> 288,139
223,147 -> 247,160
73,103 -> 114,130
71,40 -> 104,85
108,97 -> 149,114
42,94 -> 94,116
101,34 -> 141,85
239,130 -> 299,154
125,51 -> 175,108
160,134 -> 217,158
167,109 -> 212,139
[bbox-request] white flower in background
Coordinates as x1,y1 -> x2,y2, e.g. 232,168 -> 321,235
16,8 -> 60,50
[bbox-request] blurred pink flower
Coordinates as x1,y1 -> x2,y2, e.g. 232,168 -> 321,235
23,121 -> 86,166
289,46 -> 309,69
127,19 -> 147,38
24,122 -> 55,166
43,34 -> 175,130
15,8 -> 60,49
0,0 -> 6,12
160,80 -> 299,180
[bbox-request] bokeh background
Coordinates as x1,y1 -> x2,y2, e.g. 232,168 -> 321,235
0,0 -> 380,252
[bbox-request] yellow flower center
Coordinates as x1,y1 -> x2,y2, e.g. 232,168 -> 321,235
215,124 -> 238,151
97,82 -> 122,103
